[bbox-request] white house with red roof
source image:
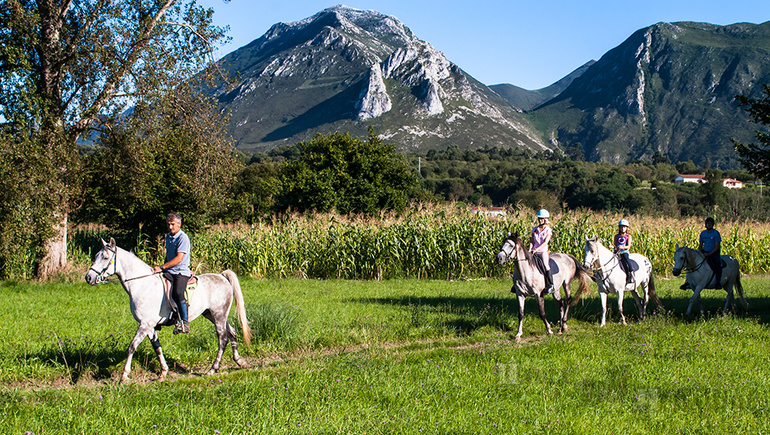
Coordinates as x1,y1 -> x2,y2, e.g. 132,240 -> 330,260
674,174 -> 743,189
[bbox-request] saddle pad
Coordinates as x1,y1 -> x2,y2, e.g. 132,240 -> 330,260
185,276 -> 198,302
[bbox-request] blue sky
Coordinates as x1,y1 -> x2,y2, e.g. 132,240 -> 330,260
198,0 -> 770,90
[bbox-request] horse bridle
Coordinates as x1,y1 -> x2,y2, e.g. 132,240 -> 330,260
673,249 -> 707,275
500,239 -> 521,263
88,246 -> 118,284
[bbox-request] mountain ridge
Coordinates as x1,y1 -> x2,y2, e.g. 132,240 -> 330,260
210,8 -> 770,166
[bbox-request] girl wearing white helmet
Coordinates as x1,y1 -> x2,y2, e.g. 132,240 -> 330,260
613,219 -> 634,284
530,209 -> 554,295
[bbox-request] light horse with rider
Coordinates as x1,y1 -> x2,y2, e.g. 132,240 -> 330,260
497,222 -> 592,340
85,238 -> 252,382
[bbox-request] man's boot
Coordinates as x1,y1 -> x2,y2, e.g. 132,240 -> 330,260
174,300 -> 190,334
679,281 -> 689,290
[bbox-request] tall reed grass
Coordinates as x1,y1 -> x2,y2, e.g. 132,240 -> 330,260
71,205 -> 770,280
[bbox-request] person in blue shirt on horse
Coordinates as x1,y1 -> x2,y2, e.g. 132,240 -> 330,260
680,216 -> 722,290
529,209 -> 554,296
613,219 -> 634,284
153,212 -> 192,334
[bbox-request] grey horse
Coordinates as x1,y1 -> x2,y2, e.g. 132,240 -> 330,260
672,243 -> 748,318
85,238 -> 251,382
497,232 -> 592,340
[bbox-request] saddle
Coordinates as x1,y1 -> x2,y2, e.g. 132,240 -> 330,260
162,275 -> 198,310
533,255 -> 549,275
703,259 -> 727,289
618,256 -> 636,274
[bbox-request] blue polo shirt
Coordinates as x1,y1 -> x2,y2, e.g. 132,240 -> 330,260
165,229 -> 191,276
699,229 -> 721,253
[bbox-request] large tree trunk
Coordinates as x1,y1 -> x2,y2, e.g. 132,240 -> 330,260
37,213 -> 68,280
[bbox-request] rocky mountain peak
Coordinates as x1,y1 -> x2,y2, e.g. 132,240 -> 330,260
213,6 -> 547,153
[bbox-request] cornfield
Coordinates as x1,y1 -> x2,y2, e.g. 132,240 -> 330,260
166,206 -> 770,280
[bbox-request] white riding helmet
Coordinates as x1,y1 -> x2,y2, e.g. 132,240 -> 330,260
618,219 -> 629,227
536,209 -> 550,218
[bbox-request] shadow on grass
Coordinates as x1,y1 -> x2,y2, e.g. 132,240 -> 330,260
348,291 -> 770,335
30,335 -> 189,384
346,295 -> 577,335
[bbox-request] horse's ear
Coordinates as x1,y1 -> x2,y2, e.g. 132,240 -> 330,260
675,243 -> 680,250
507,232 -> 511,237
101,238 -> 107,247
108,237 -> 116,249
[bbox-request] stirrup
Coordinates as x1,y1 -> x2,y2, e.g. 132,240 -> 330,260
173,320 -> 189,334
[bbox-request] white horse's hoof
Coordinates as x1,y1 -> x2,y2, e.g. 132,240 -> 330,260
121,372 -> 130,383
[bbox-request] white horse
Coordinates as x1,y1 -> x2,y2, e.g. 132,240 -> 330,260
85,238 -> 252,382
583,237 -> 664,326
496,233 -> 592,340
672,244 -> 748,318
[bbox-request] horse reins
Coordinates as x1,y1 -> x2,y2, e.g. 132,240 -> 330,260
90,246 -> 159,284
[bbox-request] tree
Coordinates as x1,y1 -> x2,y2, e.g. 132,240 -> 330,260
0,1 -> 227,278
733,84 -> 770,181
279,130 -> 418,215
230,161 -> 282,224
77,83 -> 240,238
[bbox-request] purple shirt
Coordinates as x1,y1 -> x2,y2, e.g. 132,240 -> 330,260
531,225 -> 552,251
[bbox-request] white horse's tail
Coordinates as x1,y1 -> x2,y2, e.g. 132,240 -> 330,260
222,269 -> 252,346
647,273 -> 665,312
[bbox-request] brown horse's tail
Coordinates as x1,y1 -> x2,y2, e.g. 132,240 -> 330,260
648,272 -> 665,312
223,269 -> 252,346
569,256 -> 593,306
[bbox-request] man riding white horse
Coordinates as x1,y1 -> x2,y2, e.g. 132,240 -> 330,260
152,212 -> 192,334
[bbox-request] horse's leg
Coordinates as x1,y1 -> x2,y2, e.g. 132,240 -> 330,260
641,279 -> 651,319
148,330 -> 169,381
630,284 -> 644,321
555,284 -> 569,334
617,287 -> 627,325
536,295 -> 554,336
687,286 -> 704,318
599,290 -> 608,327
515,293 -> 526,340
227,322 -> 249,368
202,311 -> 229,376
723,282 -> 735,315
122,323 -> 153,382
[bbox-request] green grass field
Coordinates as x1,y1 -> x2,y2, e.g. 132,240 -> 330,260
1,276 -> 769,434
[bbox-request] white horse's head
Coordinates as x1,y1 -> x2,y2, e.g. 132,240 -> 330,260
672,243 -> 686,276
85,238 -> 118,285
497,233 -> 518,265
583,236 -> 599,269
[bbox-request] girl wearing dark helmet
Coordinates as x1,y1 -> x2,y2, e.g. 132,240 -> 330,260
613,219 -> 634,284
529,209 -> 554,296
